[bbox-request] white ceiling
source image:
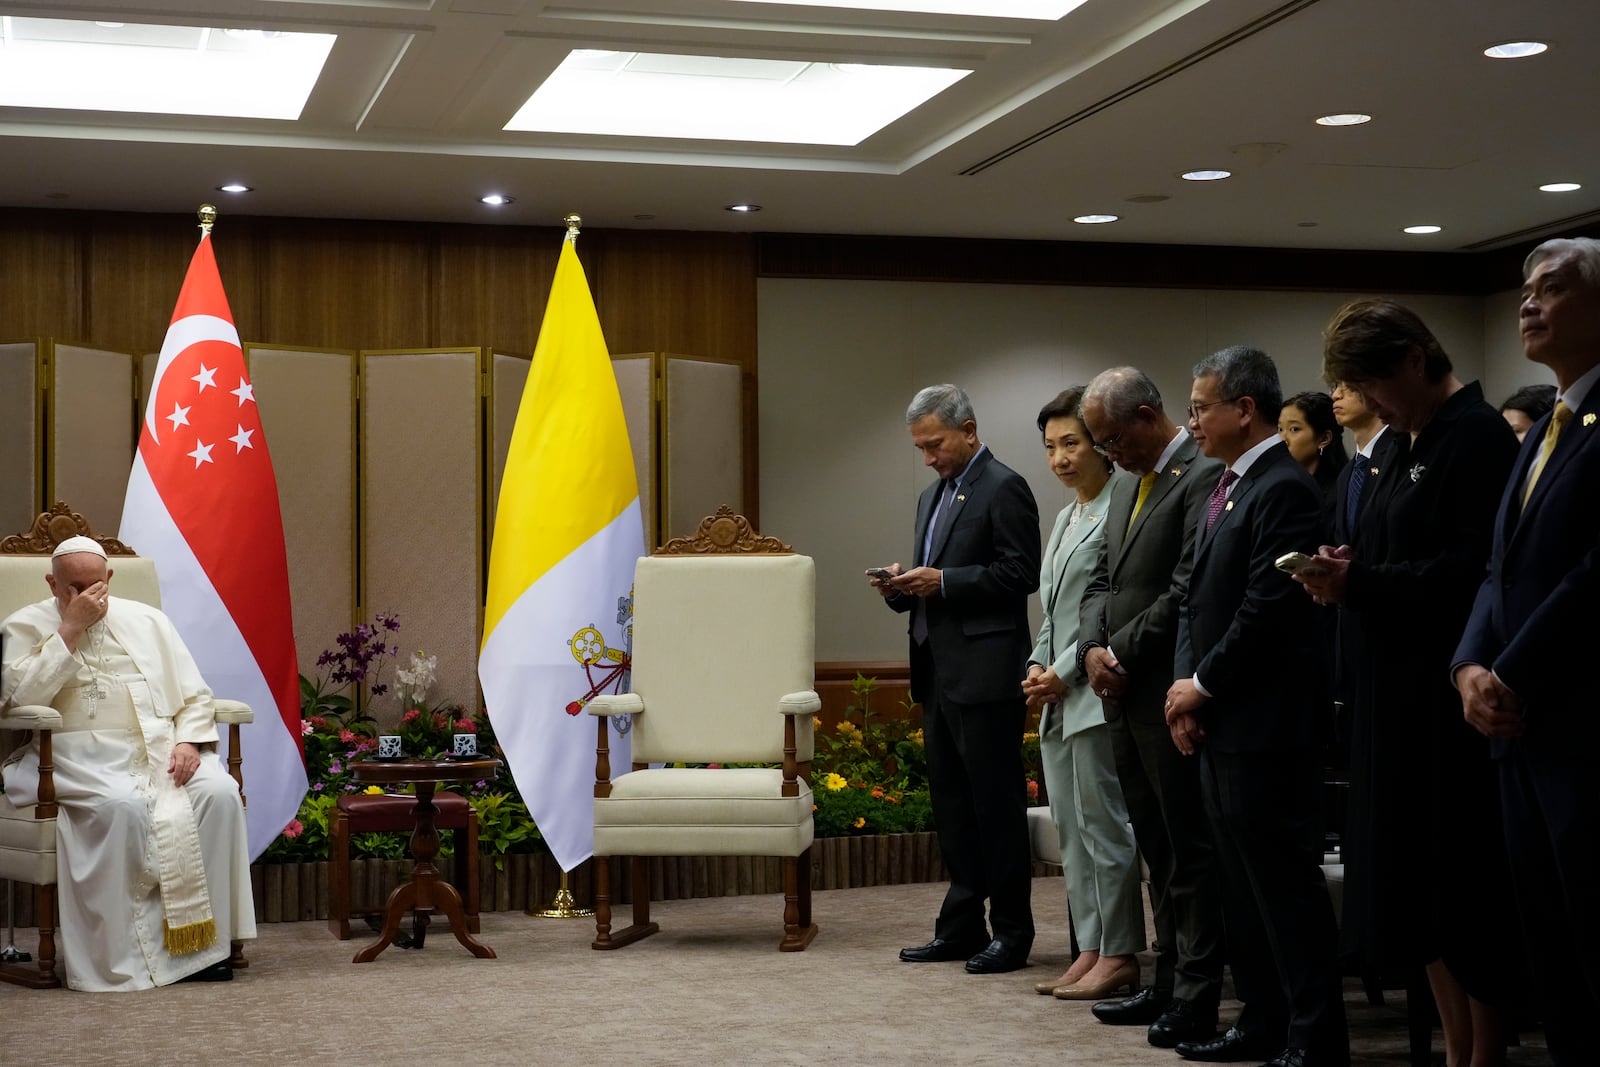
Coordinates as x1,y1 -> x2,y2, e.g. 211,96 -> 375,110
0,0 -> 1595,252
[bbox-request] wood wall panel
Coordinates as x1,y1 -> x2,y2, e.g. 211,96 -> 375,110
83,216 -> 206,353
260,221 -> 434,350
0,212 -> 83,339
434,227 -> 563,351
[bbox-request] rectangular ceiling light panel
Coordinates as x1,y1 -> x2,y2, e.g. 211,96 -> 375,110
0,18 -> 336,120
505,50 -> 969,146
725,0 -> 1089,17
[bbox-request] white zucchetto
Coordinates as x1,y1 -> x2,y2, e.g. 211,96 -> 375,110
52,535 -> 108,560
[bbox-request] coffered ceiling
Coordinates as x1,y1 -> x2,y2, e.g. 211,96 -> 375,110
0,0 -> 1595,251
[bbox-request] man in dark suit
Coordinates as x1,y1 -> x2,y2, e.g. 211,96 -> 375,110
1077,367 -> 1228,1048
870,383 -> 1041,974
1453,236 -> 1600,1067
1165,346 -> 1347,1067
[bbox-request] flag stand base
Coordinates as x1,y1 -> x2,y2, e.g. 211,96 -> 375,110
529,874 -> 594,918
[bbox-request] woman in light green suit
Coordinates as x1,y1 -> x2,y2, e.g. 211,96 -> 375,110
1022,386 -> 1146,1001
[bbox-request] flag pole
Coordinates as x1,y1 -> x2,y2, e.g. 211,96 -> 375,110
529,210 -> 598,921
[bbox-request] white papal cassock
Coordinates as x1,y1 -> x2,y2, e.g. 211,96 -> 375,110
1,596 -> 256,991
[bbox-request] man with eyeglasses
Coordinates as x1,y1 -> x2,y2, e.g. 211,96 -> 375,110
1167,346 -> 1346,1067
1076,367 -> 1227,1050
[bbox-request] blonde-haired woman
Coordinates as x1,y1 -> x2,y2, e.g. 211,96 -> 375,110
1023,385 -> 1145,1000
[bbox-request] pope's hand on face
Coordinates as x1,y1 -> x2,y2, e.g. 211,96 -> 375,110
58,580 -> 109,647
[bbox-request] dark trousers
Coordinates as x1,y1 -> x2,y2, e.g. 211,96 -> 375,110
1106,705 -> 1224,1004
1200,747 -> 1347,1061
1500,733 -> 1600,1067
916,644 -> 1034,953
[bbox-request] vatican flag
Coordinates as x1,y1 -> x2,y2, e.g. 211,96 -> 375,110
479,231 -> 645,873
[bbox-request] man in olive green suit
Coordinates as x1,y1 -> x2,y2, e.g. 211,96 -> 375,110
1076,367 -> 1227,1049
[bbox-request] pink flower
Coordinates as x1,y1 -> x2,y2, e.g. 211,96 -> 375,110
402,709 -> 421,723
1026,779 -> 1039,802
301,720 -> 314,736
309,716 -> 328,729
455,718 -> 476,733
339,729 -> 357,743
283,819 -> 304,839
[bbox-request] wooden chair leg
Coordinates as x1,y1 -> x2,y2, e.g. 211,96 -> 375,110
464,810 -> 480,935
37,884 -> 57,981
327,807 -> 351,939
591,856 -> 658,950
779,851 -> 818,952
228,940 -> 248,968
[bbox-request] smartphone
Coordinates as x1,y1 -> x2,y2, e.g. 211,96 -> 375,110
866,567 -> 897,581
1274,551 -> 1326,576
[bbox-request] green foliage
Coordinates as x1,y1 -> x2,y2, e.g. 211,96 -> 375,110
470,793 -> 541,870
809,675 -> 934,837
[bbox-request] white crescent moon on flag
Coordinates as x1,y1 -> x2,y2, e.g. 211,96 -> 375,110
143,314 -> 241,444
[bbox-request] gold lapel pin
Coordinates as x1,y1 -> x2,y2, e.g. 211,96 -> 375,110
1585,413 -> 1596,427
1371,466 -> 1379,475
1171,468 -> 1181,476
956,494 -> 966,502
1224,500 -> 1235,512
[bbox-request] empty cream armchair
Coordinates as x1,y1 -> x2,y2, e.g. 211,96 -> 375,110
0,503 -> 253,988
589,509 -> 820,952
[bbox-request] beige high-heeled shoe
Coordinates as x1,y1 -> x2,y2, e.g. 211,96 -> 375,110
1051,960 -> 1140,1001
1033,973 -> 1084,995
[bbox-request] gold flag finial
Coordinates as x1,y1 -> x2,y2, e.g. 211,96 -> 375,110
198,203 -> 217,235
564,213 -> 581,242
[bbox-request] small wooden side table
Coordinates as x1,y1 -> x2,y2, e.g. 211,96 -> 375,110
349,757 -> 501,964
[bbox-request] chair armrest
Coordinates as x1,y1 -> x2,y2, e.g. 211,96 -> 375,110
587,694 -> 644,716
0,704 -> 62,730
778,691 -> 821,716
214,700 -> 254,725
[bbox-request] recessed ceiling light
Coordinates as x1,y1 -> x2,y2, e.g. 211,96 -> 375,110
0,17 -> 334,120
505,50 -> 969,146
1539,182 -> 1582,193
1180,170 -> 1231,181
1315,113 -> 1371,126
1484,41 -> 1548,59
479,194 -> 515,206
1403,225 -> 1443,235
725,203 -> 762,213
1073,214 -> 1118,224
215,183 -> 253,194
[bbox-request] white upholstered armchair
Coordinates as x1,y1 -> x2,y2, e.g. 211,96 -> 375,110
588,509 -> 819,952
0,503 -> 253,988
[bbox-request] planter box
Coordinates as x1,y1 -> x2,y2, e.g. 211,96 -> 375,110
1,832 -> 1058,926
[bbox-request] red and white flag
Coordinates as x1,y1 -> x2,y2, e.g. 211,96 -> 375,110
120,231 -> 306,860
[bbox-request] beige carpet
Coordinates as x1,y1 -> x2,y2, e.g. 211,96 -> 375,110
7,878 -> 1550,1066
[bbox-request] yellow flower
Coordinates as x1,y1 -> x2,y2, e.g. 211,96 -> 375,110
853,816 -> 866,829
1022,731 -> 1039,743
824,772 -> 848,792
837,720 -> 859,737
363,785 -> 385,795
812,716 -> 822,729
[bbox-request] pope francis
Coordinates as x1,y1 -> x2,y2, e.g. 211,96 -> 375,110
1,536 -> 255,991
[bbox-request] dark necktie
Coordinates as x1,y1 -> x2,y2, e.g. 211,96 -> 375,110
912,480 -> 957,644
1345,454 -> 1369,534
1204,470 -> 1238,532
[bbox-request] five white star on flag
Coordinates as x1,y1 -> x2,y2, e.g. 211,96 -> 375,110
229,425 -> 255,453
188,440 -> 214,468
192,363 -> 218,391
231,379 -> 254,406
166,402 -> 191,431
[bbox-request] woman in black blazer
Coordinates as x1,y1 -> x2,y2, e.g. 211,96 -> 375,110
1296,300 -> 1523,1067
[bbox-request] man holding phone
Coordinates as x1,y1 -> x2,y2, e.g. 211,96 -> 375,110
868,383 -> 1040,975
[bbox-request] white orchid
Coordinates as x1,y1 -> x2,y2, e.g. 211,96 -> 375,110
393,649 -> 438,710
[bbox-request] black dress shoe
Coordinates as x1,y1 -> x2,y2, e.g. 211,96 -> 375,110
1262,1050 -> 1309,1067
177,960 -> 234,983
1175,1026 -> 1280,1062
1091,986 -> 1171,1025
899,936 -> 988,963
1147,996 -> 1218,1048
964,939 -> 1029,974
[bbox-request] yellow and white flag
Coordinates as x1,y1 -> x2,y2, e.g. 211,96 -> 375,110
479,234 -> 645,872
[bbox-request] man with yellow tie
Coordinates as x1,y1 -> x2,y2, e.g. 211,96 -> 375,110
1453,236 -> 1600,1067
1076,368 -> 1228,1049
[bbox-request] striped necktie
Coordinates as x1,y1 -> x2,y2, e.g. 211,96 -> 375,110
1204,470 -> 1238,532
1344,454 -> 1369,534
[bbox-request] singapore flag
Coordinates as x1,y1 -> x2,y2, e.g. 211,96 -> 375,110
120,231 -> 305,859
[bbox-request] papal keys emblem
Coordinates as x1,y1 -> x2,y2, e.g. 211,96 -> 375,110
564,591 -> 635,735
